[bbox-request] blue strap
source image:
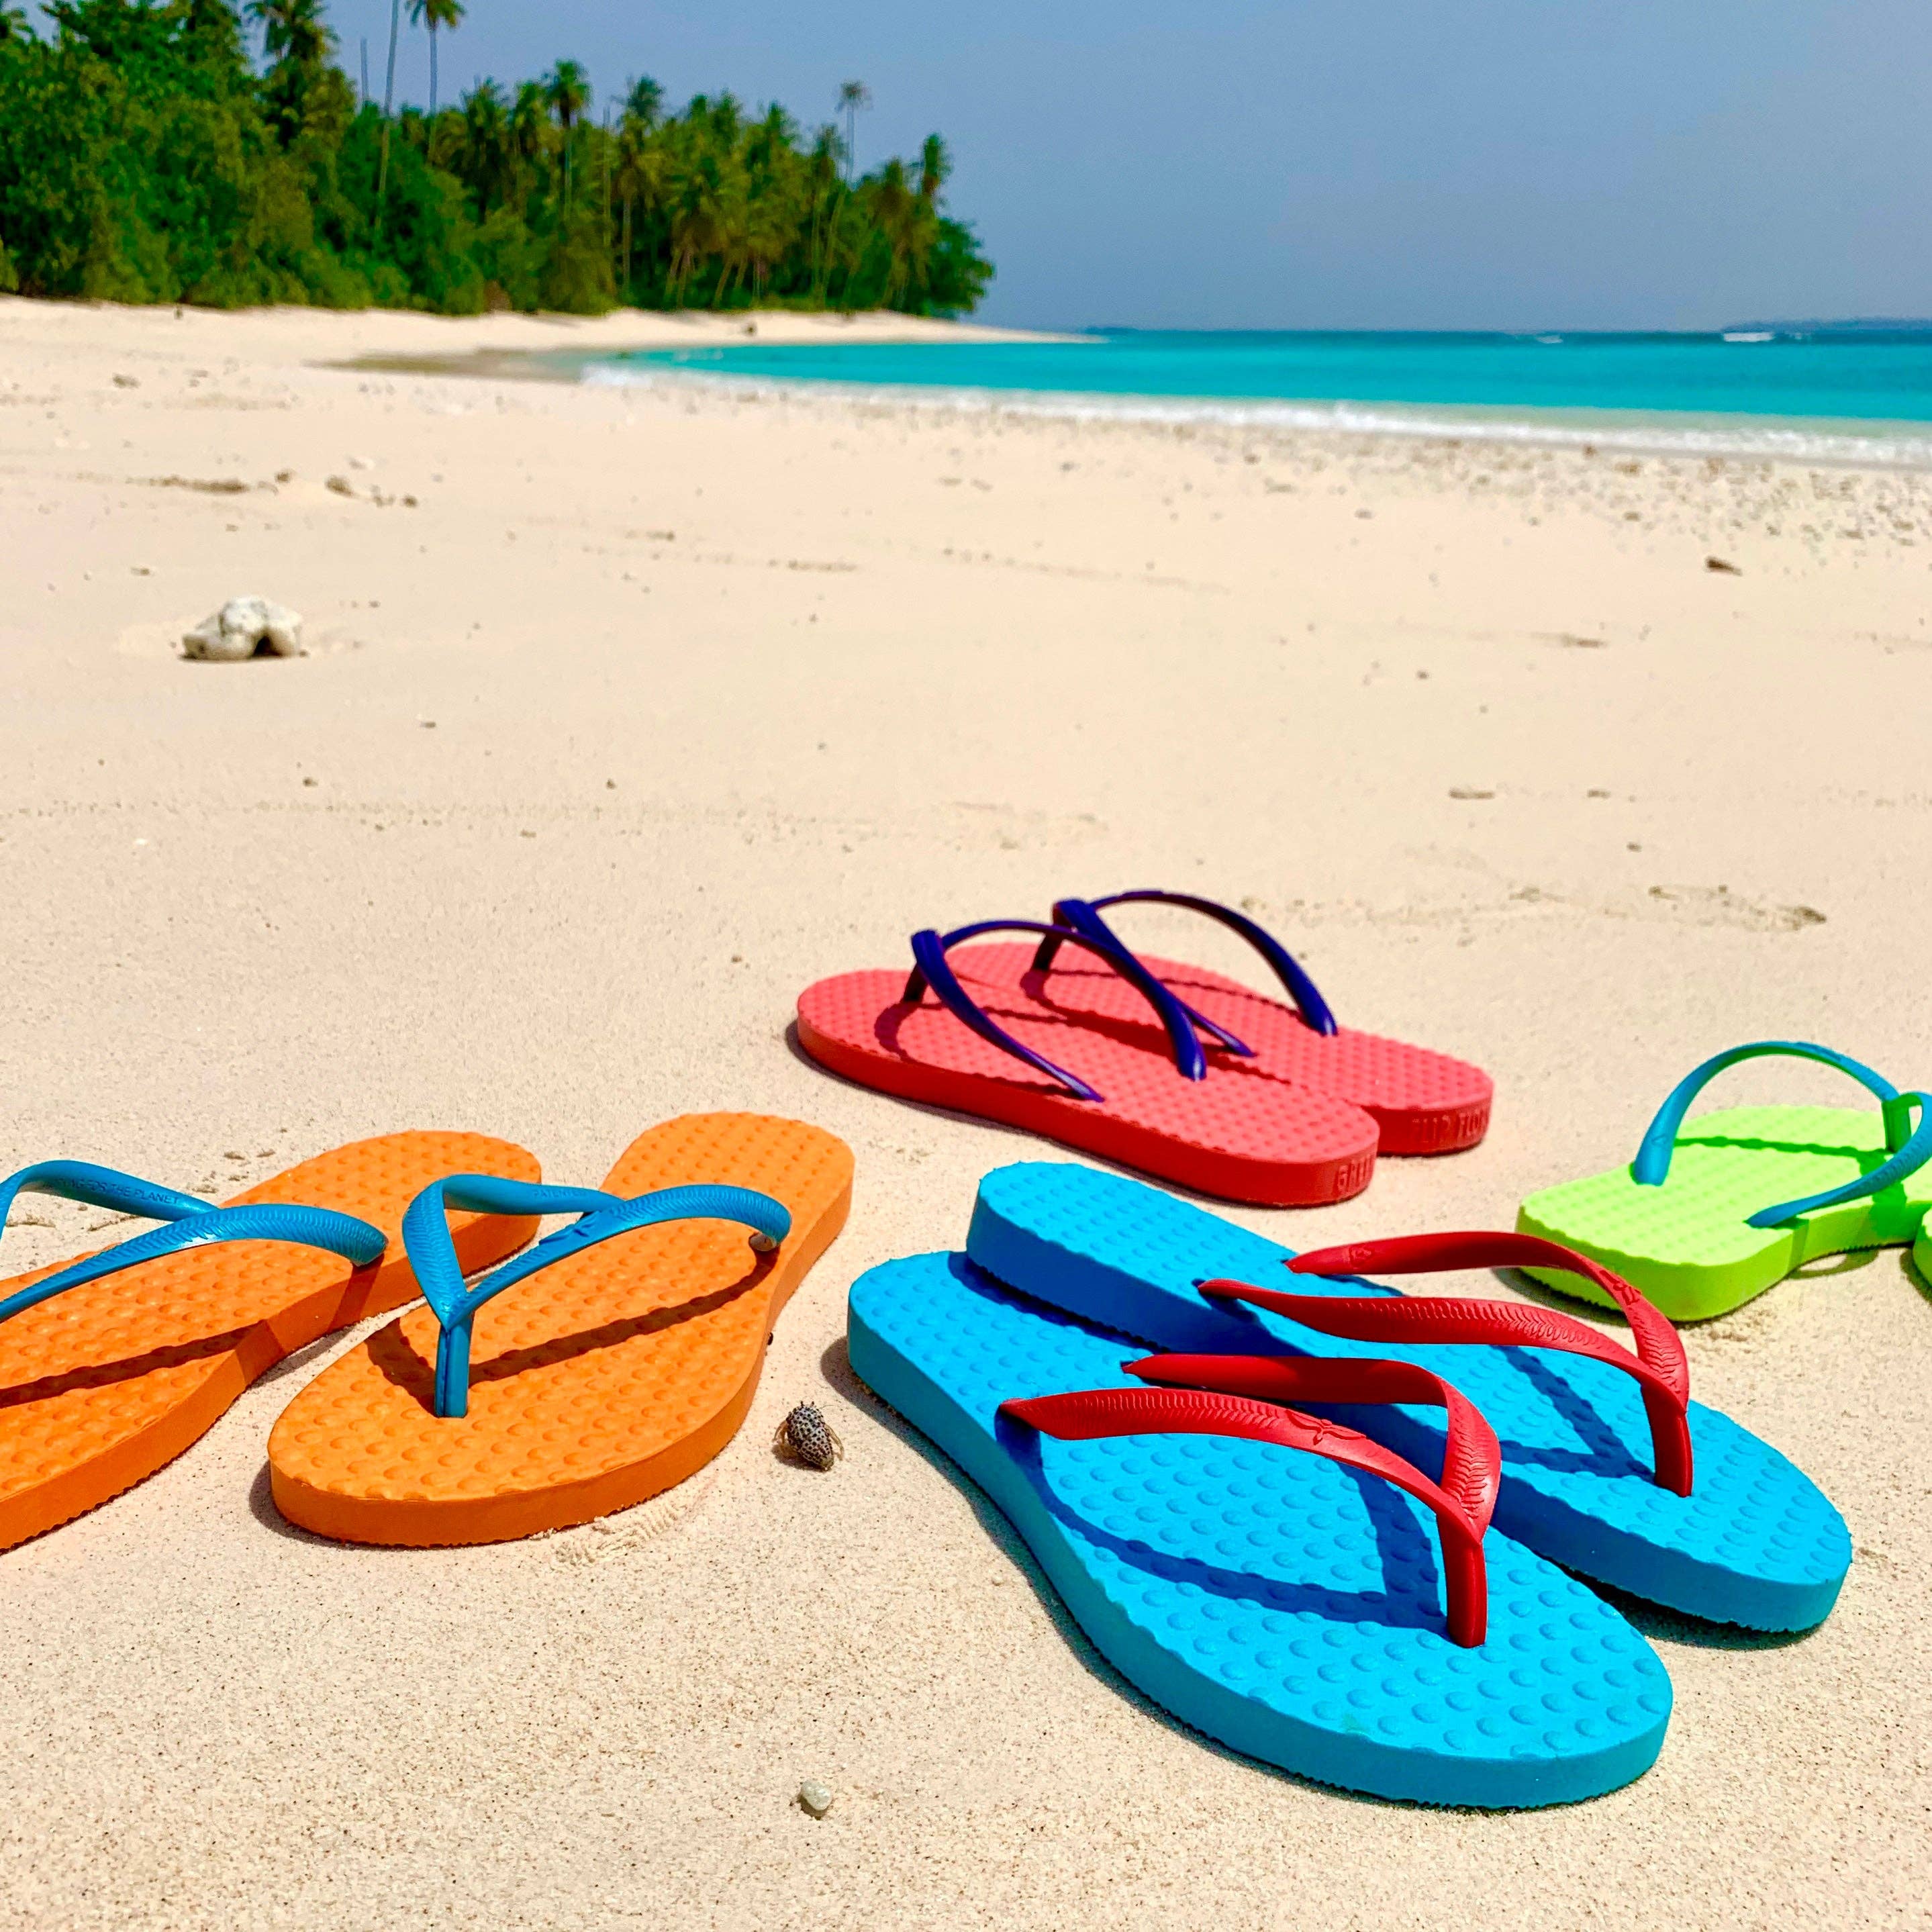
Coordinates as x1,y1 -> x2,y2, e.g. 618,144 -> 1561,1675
1632,1041 -> 1932,1228
1036,891 -> 1339,1041
0,1159 -> 388,1329
401,1175 -> 793,1418
902,919 -> 1207,1103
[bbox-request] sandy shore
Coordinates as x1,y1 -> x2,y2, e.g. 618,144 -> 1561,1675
1,295 -> 1928,1931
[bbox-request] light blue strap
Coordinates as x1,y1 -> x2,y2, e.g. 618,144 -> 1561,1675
0,1159 -> 388,1329
0,1160 -> 213,1230
401,1175 -> 793,1418
1631,1041 -> 1932,1228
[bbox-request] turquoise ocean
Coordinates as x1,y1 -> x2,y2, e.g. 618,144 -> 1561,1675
579,329 -> 1932,463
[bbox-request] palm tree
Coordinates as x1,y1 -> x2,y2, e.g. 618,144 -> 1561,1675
667,152 -> 730,307
247,0 -> 334,147
707,91 -> 745,150
508,78 -> 549,201
917,134 -> 950,205
836,79 -> 869,183
0,3 -> 29,44
544,60 -> 590,205
614,119 -> 666,296
804,124 -> 841,301
624,75 -> 663,134
246,0 -> 333,68
458,79 -> 509,215
374,0 -> 402,231
746,103 -> 796,177
407,0 -> 464,117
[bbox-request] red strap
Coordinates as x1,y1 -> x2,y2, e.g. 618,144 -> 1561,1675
1126,1353 -> 1501,1541
1204,1230 -> 1693,1496
1000,1380 -> 1492,1647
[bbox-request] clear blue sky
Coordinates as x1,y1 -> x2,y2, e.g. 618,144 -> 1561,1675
82,1 -> 1932,328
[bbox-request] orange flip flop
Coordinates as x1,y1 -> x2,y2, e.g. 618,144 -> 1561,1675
0,1134 -> 539,1552
268,1113 -> 855,1547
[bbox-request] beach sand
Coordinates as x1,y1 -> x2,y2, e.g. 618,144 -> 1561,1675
1,295 -> 1927,1931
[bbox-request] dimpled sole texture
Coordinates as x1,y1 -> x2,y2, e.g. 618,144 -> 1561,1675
797,945 -> 1378,1206
1036,949 -> 1494,1155
269,1114 -> 854,1547
0,1132 -> 540,1552
849,1251 -> 1670,1808
967,1163 -> 1851,1632
1518,1104 -> 1932,1322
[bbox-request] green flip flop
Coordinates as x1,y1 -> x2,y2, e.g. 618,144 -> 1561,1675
1517,1042 -> 1932,1322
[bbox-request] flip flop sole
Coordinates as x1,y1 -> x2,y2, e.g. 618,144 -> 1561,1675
0,1132 -> 540,1553
798,946 -> 1378,1206
966,1161 -> 1850,1631
1036,950 -> 1494,1154
851,1249 -> 1671,1808
1517,1105 -> 1932,1322
268,1114 -> 853,1547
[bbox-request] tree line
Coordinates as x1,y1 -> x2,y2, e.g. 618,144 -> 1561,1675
0,0 -> 994,316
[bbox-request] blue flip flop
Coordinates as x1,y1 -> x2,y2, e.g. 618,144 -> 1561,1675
965,1162 -> 1851,1632
849,1249 -> 1672,1807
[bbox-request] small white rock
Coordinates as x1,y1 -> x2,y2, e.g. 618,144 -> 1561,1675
347,454 -> 375,471
796,1780 -> 834,1819
181,595 -> 304,661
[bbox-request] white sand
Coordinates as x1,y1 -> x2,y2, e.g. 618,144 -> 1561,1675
0,295 -> 1928,1930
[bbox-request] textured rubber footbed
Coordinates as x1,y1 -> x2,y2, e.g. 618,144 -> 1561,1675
850,1250 -> 1670,1808
268,1114 -> 854,1547
0,1133 -> 540,1553
1518,1104 -> 1932,1322
1036,949 -> 1494,1155
967,1162 -> 1849,1632
797,944 -> 1379,1206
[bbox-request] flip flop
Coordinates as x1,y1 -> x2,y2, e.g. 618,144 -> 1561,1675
965,1161 -> 1850,1631
849,1248 -> 1671,1807
1036,892 -> 1493,1154
796,920 -> 1379,1205
0,1134 -> 540,1552
269,1114 -> 853,1546
1516,1042 -> 1932,1322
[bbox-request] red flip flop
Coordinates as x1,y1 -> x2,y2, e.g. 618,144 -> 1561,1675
1037,892 -> 1492,1154
796,919 -> 1378,1205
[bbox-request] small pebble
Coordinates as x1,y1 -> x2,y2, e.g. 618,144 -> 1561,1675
797,1781 -> 834,1819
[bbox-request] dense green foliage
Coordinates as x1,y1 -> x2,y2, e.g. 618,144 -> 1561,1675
0,0 -> 992,314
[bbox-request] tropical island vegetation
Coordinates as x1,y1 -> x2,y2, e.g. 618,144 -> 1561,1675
0,0 -> 993,316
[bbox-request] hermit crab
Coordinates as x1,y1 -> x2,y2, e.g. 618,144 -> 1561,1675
773,1402 -> 844,1471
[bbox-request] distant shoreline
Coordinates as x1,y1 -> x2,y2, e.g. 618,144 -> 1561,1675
552,326 -> 1932,473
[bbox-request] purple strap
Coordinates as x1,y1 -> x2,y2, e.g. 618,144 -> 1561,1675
902,920 -> 1208,1102
1033,891 -> 1338,1040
